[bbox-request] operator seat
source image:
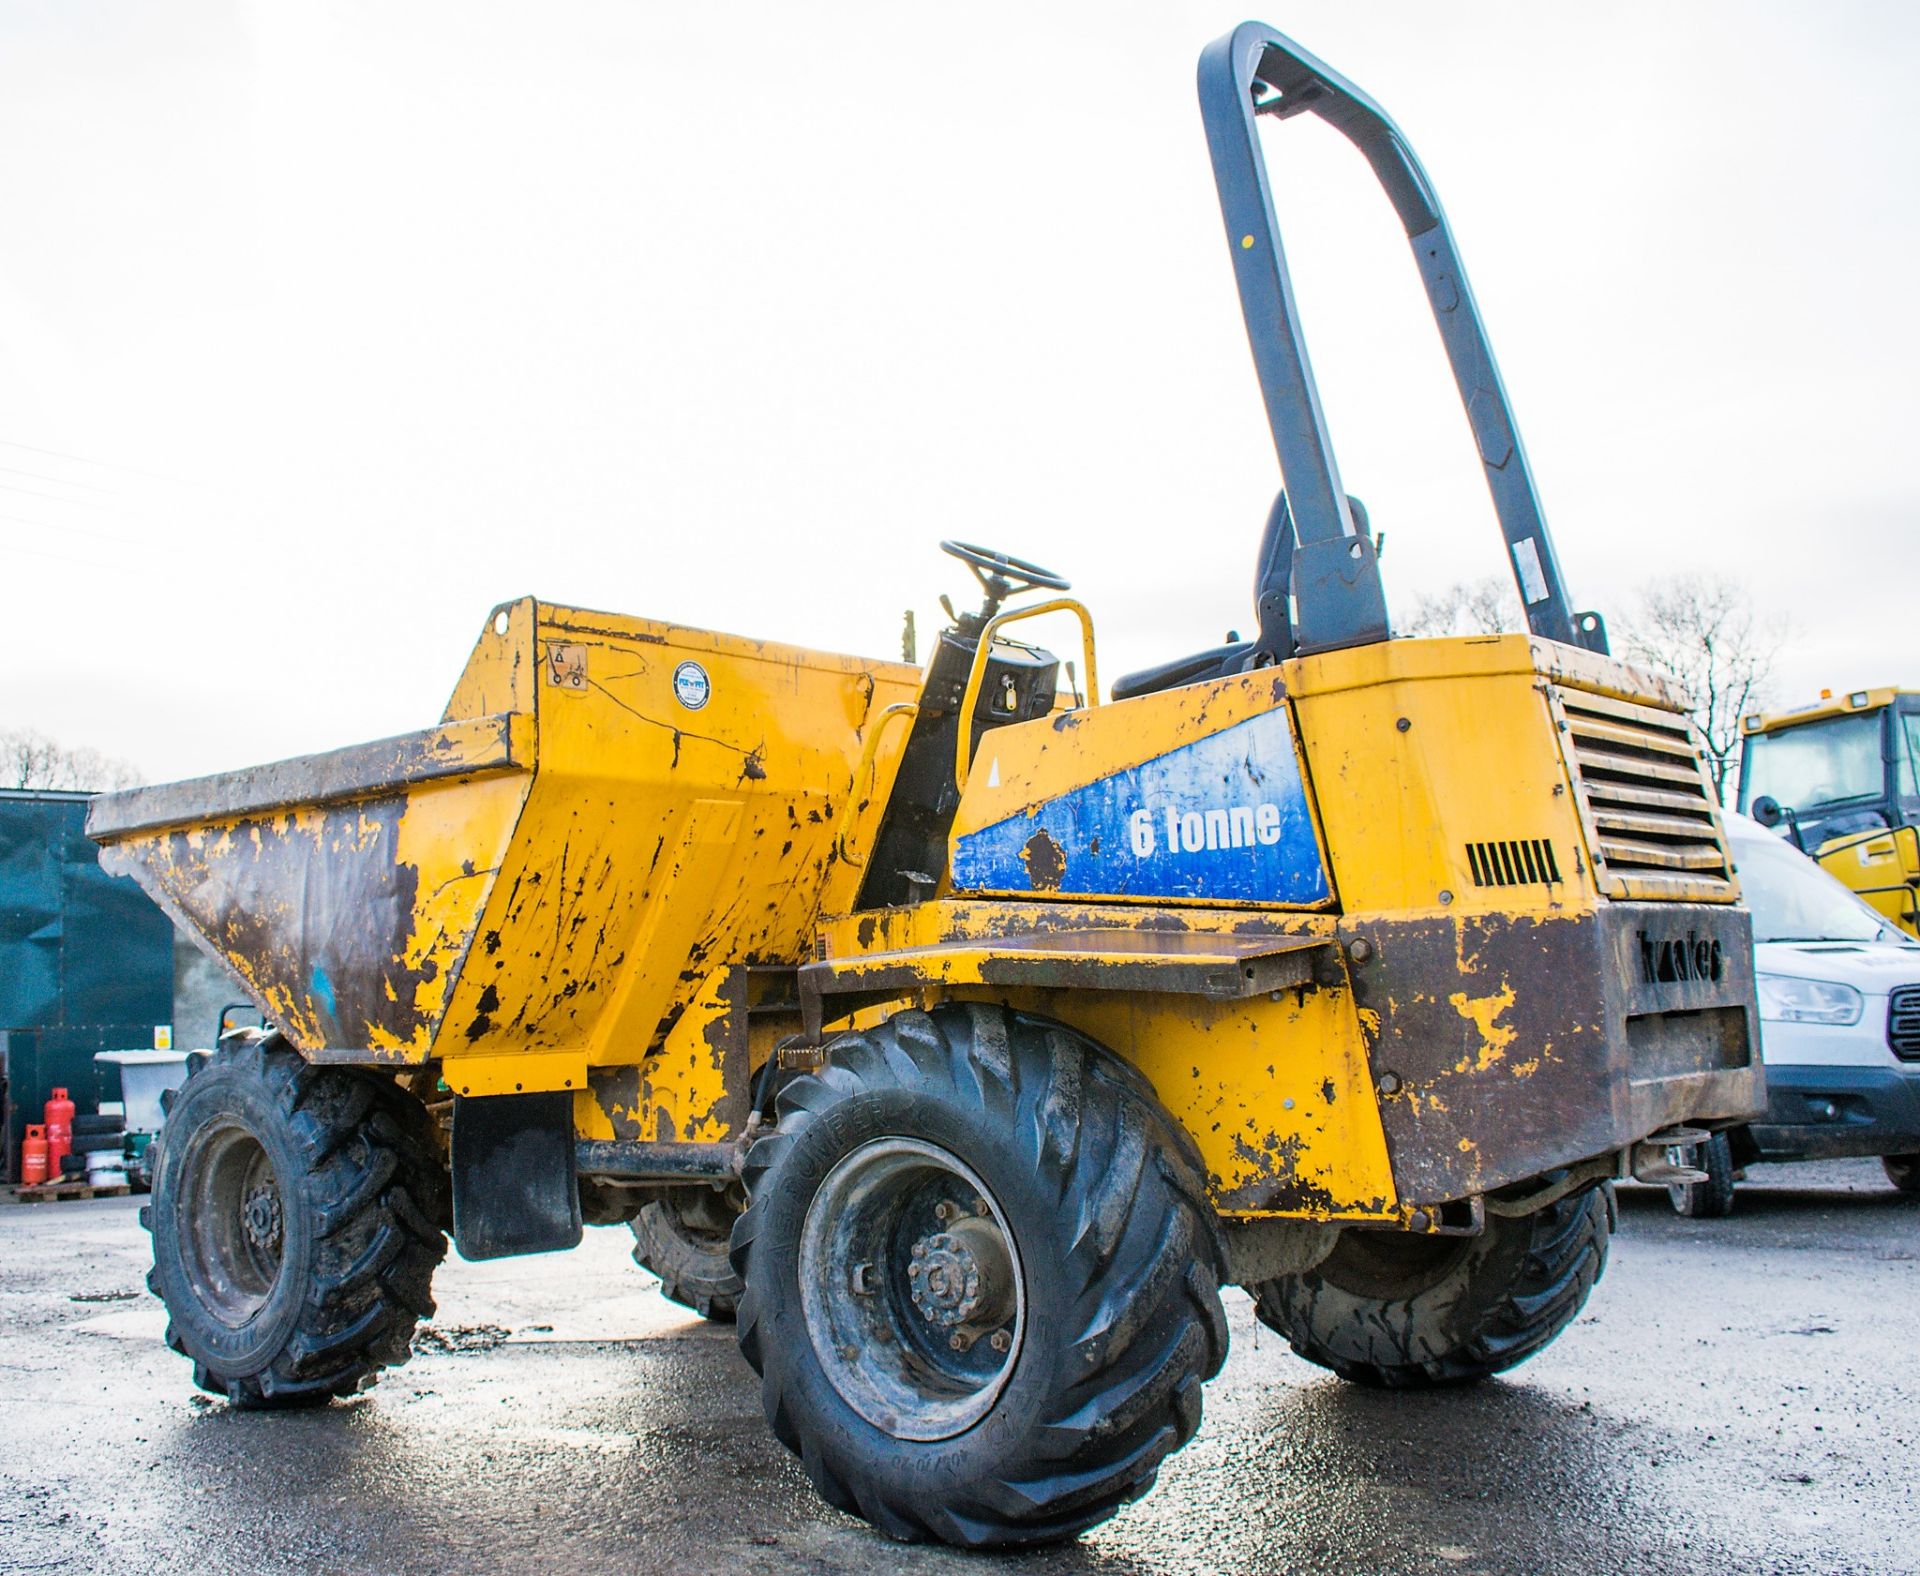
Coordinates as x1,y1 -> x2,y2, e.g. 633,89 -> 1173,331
1111,492 -> 1371,701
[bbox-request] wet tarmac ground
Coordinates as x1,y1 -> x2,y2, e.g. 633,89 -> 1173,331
2,1161 -> 1914,1575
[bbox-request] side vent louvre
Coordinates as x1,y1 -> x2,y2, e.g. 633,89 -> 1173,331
1467,838 -> 1561,888
1547,685 -> 1737,900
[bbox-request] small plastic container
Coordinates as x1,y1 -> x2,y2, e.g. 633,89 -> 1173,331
93,1051 -> 192,1134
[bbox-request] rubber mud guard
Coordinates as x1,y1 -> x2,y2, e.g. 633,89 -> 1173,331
451,1091 -> 583,1259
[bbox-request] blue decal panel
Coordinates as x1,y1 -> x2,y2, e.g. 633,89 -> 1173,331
950,707 -> 1331,905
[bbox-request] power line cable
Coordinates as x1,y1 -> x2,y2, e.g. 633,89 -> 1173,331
0,479 -> 114,510
0,462 -> 115,494
0,509 -> 158,553
0,436 -> 194,488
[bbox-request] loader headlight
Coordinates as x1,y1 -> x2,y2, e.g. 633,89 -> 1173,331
1756,974 -> 1863,1026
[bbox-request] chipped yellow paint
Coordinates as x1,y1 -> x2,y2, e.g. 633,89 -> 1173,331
1448,983 -> 1518,1072
952,968 -> 1398,1222
634,967 -> 742,1145
814,896 -> 1341,964
450,1050 -> 587,1098
431,602 -> 918,1122
95,598 -> 919,1129
92,715 -> 534,1061
370,764 -> 533,1056
441,598 -> 537,724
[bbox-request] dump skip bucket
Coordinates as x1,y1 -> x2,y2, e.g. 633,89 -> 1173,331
89,599 -> 918,1105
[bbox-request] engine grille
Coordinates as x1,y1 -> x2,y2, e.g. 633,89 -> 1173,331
1890,986 -> 1920,1061
1547,685 -> 1737,901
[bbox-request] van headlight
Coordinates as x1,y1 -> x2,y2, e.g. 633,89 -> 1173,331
1756,974 -> 1864,1025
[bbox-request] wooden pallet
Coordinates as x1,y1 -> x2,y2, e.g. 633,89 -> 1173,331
4,1180 -> 133,1204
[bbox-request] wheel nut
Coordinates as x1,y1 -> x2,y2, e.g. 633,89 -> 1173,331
933,1202 -> 954,1222
974,1196 -> 991,1216
949,1333 -> 967,1351
911,1241 -> 927,1258
989,1330 -> 1011,1353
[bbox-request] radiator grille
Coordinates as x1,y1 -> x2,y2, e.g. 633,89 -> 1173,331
1467,838 -> 1561,888
1548,686 -> 1736,900
1890,986 -> 1920,1061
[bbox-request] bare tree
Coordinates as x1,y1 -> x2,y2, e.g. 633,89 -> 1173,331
0,728 -> 144,792
1619,576 -> 1787,802
1401,575 -> 1524,638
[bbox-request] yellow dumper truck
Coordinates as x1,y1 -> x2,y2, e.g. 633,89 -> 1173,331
89,24 -> 1762,1550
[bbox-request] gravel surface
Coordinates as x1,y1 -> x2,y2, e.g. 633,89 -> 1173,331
1,1160 -> 1914,1574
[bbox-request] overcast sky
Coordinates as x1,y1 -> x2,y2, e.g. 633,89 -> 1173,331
3,1 -> 1916,785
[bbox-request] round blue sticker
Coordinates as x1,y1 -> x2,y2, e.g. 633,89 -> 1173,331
672,660 -> 711,711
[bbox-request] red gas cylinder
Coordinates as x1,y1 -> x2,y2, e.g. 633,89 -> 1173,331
21,1124 -> 50,1185
43,1087 -> 75,1179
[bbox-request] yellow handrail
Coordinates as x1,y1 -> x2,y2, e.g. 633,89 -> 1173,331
834,702 -> 920,867
954,599 -> 1099,794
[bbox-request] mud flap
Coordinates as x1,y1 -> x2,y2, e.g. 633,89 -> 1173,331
451,1091 -> 583,1259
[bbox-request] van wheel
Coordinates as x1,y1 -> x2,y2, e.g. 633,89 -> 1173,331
630,1189 -> 743,1320
1250,1182 -> 1612,1388
144,1032 -> 448,1407
1884,1154 -> 1920,1196
1668,1131 -> 1737,1218
730,1004 -> 1228,1548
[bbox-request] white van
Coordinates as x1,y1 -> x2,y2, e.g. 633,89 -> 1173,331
1669,813 -> 1920,1214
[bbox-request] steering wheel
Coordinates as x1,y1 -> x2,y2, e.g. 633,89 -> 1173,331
940,540 -> 1070,615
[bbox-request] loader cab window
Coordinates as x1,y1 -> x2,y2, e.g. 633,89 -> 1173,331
1897,706 -> 1920,814
1740,709 -> 1890,847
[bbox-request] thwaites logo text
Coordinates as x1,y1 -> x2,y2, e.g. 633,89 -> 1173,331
1129,802 -> 1286,858
1637,928 -> 1725,986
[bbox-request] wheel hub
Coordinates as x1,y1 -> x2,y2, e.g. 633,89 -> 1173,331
243,1184 -> 283,1255
907,1218 -> 1013,1330
180,1120 -> 286,1327
798,1137 -> 1027,1442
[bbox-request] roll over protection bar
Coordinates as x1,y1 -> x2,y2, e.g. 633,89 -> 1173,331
1198,22 -> 1608,657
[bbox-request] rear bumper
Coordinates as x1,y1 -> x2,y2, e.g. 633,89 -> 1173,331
1746,1063 -> 1920,1161
1345,901 -> 1764,1203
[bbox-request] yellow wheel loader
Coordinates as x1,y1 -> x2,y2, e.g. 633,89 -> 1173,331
89,24 -> 1762,1550
1740,688 -> 1920,936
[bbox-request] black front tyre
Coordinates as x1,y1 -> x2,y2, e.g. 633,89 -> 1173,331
144,1032 -> 449,1408
730,1004 -> 1229,1549
1251,1183 -> 1613,1389
1884,1153 -> 1920,1196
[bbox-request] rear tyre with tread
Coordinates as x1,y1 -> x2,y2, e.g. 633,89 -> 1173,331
1884,1153 -> 1920,1196
1251,1182 -> 1613,1389
143,1031 -> 449,1408
630,1189 -> 743,1321
730,1004 -> 1228,1548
